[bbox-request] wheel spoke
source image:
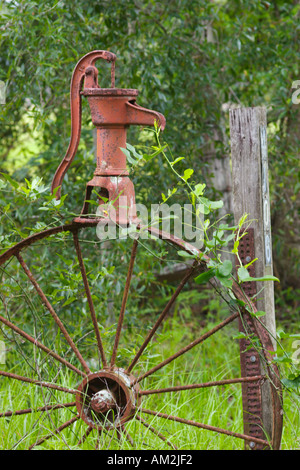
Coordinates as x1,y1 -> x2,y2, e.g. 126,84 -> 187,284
0,314 -> 85,377
126,260 -> 198,373
139,408 -> 270,447
16,252 -> 91,375
0,402 -> 76,418
139,376 -> 263,396
135,414 -> 177,449
73,231 -> 107,368
0,370 -> 77,395
111,237 -> 138,367
134,311 -> 239,384
28,415 -> 80,450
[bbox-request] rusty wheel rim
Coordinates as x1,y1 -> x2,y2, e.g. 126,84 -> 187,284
0,222 -> 283,450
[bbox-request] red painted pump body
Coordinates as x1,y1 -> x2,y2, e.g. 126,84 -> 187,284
51,50 -> 165,225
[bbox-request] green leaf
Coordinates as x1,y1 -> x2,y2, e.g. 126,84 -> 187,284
216,274 -> 233,288
216,273 -> 233,289
62,297 -> 76,307
85,199 -> 100,206
208,200 -> 224,210
194,268 -> 216,284
193,183 -> 206,196
238,266 -> 279,283
277,328 -> 289,339
143,144 -> 168,162
250,275 -> 280,282
282,374 -> 300,390
217,260 -> 232,277
237,266 -> 250,282
232,332 -> 247,340
251,310 -> 266,318
177,250 -> 195,258
215,260 -> 233,288
182,168 -> 194,182
273,355 -> 292,364
244,257 -> 258,269
1,173 -> 19,189
232,239 -> 239,255
168,187 -> 177,197
170,157 -> 184,166
121,144 -> 143,166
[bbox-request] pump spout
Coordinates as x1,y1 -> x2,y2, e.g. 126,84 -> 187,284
125,101 -> 166,130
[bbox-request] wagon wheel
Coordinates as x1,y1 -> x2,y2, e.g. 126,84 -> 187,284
0,221 -> 282,450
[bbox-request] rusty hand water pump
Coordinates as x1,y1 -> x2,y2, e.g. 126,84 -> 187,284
51,50 -> 166,226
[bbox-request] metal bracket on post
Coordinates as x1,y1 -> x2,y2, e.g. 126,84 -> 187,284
237,228 -> 266,450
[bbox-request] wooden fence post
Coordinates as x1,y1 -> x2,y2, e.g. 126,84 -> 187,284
229,106 -> 278,446
229,106 -> 276,342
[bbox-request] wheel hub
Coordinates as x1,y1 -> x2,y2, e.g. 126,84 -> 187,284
75,368 -> 140,430
90,389 -> 116,414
